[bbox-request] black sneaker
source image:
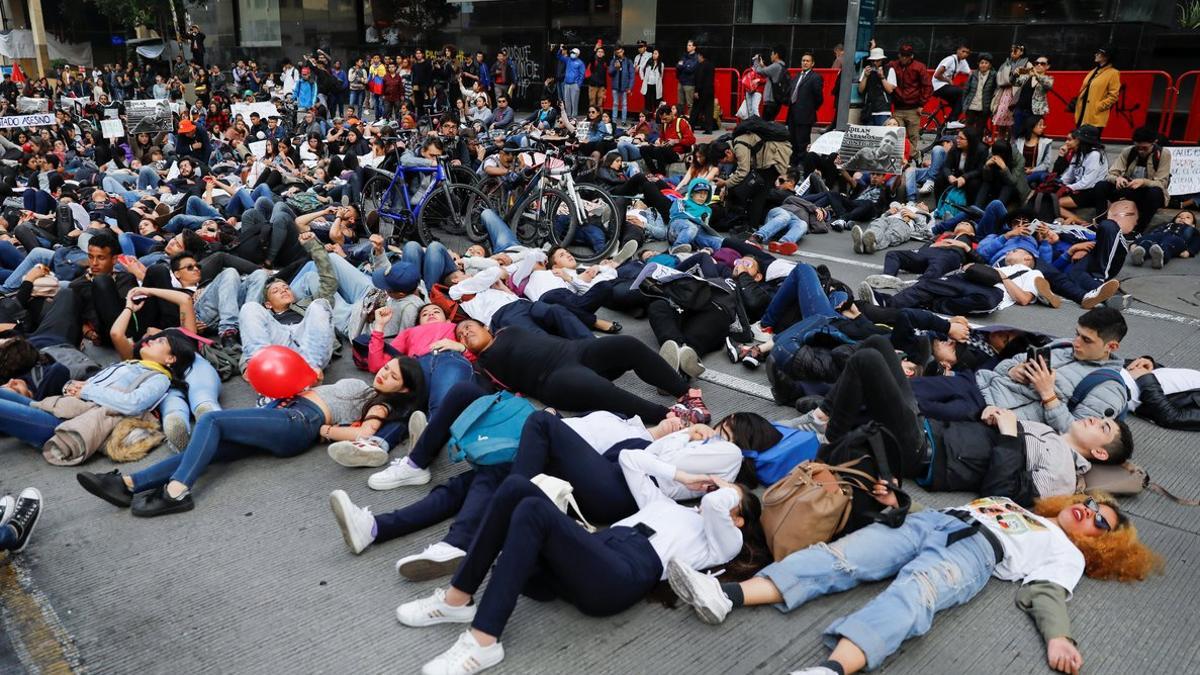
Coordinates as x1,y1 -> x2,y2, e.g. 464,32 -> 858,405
220,329 -> 240,351
6,487 -> 43,552
77,470 -> 134,508
131,486 -> 195,518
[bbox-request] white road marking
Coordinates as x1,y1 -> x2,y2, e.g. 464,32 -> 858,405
698,369 -> 776,401
792,250 -> 1200,327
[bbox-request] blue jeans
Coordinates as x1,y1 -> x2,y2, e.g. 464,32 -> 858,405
118,232 -> 160,257
1,248 -> 54,293
164,196 -> 222,233
160,357 -> 224,432
933,198 -> 1007,238
138,166 -> 161,190
611,90 -> 628,122
756,208 -> 809,244
616,140 -> 642,161
130,398 -> 325,490
552,215 -> 609,253
100,176 -> 145,206
667,219 -> 723,250
760,262 -> 839,331
225,184 -> 274,217
401,240 -> 456,290
349,89 -> 364,108
419,350 -> 475,419
238,298 -> 336,371
0,240 -> 25,271
0,389 -> 59,447
905,145 -> 947,201
0,524 -> 15,550
480,208 -> 519,252
758,510 -> 995,670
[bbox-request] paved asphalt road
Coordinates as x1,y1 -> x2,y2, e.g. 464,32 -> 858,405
2,187 -> 1199,674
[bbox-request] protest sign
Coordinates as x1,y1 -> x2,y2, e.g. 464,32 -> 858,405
809,130 -> 844,156
837,124 -> 905,174
1169,147 -> 1200,197
16,97 -> 47,113
231,102 -> 280,122
0,113 -> 55,129
248,140 -> 268,158
100,118 -> 125,139
126,99 -> 174,133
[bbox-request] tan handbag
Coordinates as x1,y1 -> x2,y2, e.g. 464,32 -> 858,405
760,459 -> 881,561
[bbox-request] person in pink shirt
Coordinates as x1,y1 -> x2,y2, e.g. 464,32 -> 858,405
364,303 -> 476,420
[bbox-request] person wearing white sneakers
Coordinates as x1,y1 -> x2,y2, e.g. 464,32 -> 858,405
396,464 -> 767,675
330,409 -> 696,578
0,487 -> 43,553
667,492 -> 1159,675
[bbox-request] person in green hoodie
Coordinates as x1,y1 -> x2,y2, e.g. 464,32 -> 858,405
667,178 -> 723,252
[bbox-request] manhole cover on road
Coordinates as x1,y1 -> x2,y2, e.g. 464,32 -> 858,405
1120,275 -> 1200,318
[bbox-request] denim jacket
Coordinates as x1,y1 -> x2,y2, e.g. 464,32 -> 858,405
79,361 -> 171,416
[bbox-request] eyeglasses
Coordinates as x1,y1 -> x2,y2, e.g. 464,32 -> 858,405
1083,498 -> 1112,531
1035,60 -> 1049,66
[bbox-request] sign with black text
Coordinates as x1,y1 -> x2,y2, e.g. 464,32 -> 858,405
837,124 -> 905,174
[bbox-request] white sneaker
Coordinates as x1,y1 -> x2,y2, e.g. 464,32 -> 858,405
1080,279 -> 1120,309
864,273 -> 905,290
789,668 -> 838,675
666,559 -> 732,625
678,344 -> 706,378
162,412 -> 190,453
855,280 -> 878,306
396,587 -> 477,627
407,410 -> 428,453
850,225 -> 864,254
0,494 -> 14,529
368,456 -> 431,490
612,239 -> 639,265
397,541 -> 467,581
918,179 -> 935,196
329,489 -> 375,554
421,631 -> 504,675
659,339 -> 681,373
328,436 -> 391,468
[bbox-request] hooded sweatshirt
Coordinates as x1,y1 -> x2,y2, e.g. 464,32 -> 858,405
670,177 -> 713,227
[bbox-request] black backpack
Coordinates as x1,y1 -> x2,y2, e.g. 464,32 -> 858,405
772,65 -> 791,102
732,116 -> 791,144
817,422 -> 912,533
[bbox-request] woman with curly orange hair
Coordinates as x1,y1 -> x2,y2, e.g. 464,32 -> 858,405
668,491 -> 1160,675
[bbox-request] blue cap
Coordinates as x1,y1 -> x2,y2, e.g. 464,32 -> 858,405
372,261 -> 420,293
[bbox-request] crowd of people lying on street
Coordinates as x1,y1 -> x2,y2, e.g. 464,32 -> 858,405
1,87 -> 1196,675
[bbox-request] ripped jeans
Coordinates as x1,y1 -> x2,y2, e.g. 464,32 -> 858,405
757,510 -> 995,671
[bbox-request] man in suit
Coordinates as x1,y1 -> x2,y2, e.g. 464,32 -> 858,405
692,50 -> 716,133
787,52 -> 823,165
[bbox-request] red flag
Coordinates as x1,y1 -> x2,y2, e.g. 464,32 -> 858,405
11,63 -> 26,83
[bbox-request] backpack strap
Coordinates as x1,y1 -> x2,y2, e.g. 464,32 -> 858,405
1067,368 -> 1129,414
1147,481 -> 1200,506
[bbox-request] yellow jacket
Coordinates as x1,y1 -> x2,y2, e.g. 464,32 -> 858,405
1075,65 -> 1120,128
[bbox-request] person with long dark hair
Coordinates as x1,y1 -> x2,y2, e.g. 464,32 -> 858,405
76,356 -> 425,517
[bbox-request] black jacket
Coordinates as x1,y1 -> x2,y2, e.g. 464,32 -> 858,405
787,70 -> 824,125
694,60 -> 715,96
941,144 -> 989,183
927,420 -> 1037,505
1136,373 -> 1200,431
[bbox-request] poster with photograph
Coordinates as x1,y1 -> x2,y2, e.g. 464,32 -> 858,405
125,99 -> 175,133
16,97 -> 47,113
837,124 -> 905,174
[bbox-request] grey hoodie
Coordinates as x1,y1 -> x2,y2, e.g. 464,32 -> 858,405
976,340 -> 1129,434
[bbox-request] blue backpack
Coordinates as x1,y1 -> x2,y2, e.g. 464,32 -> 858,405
933,186 -> 967,220
447,392 -> 537,466
744,424 -> 820,486
1068,368 -> 1130,420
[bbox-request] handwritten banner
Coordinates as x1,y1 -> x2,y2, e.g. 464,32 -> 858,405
1168,146 -> 1200,197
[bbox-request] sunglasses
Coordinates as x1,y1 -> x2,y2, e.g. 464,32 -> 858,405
1035,61 -> 1049,66
1084,498 -> 1113,531
177,263 -> 200,272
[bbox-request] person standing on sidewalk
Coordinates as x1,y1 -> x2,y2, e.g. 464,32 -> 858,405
753,47 -> 788,121
786,52 -> 823,162
609,45 -> 635,125
586,44 -> 609,111
1073,46 -> 1121,137
889,44 -> 933,158
557,45 -> 586,120
692,50 -> 716,133
676,39 -> 699,117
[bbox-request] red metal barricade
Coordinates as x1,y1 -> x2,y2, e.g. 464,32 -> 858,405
1163,70 -> 1199,144
605,67 -> 739,122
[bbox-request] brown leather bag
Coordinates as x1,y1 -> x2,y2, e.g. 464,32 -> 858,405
760,459 -> 881,561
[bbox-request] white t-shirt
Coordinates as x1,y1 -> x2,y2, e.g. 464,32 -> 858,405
766,258 -> 797,283
1123,367 -> 1200,410
934,54 -> 971,91
993,264 -> 1044,311
962,497 -> 1084,595
561,411 -> 651,450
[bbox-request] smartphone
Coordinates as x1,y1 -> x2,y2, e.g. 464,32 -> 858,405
1026,345 -> 1052,366
116,254 -> 136,267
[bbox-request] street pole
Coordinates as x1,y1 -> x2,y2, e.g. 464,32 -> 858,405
835,0 -> 861,130
27,0 -> 50,78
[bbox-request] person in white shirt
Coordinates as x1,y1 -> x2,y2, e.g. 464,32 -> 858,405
395,461 -> 766,675
861,248 -> 1043,315
509,410 -> 782,522
280,63 -> 299,97
520,246 -> 622,333
933,44 -> 972,122
1124,357 -> 1200,430
669,492 -> 1159,675
444,265 -> 595,340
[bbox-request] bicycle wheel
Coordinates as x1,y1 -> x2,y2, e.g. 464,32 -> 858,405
449,165 -> 480,186
416,182 -> 491,247
560,183 -> 620,263
361,175 -> 403,242
476,175 -> 508,210
508,187 -> 573,249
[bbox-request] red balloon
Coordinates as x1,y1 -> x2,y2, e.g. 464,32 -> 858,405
244,346 -> 317,399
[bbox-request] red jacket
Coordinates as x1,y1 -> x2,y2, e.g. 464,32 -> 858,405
889,59 -> 932,110
382,74 -> 404,101
661,116 -> 695,154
